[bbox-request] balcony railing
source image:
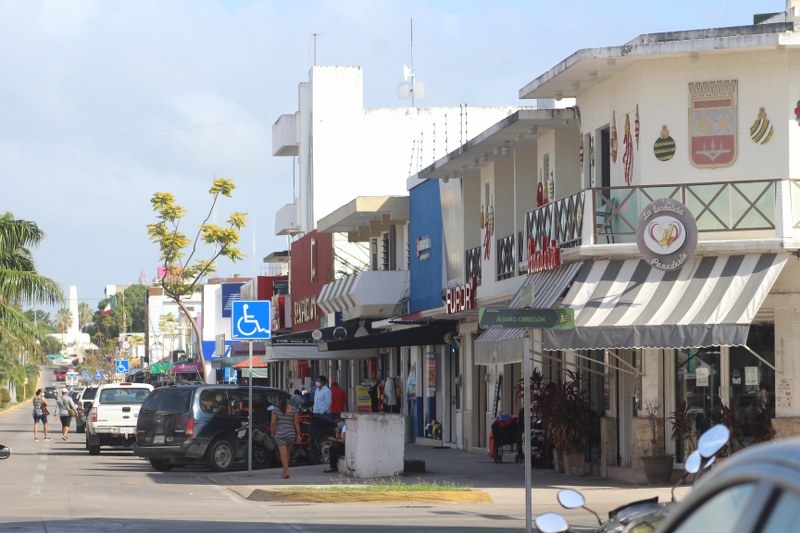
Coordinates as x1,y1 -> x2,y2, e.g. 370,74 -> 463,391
525,179 -> 800,254
466,246 -> 482,286
496,233 -> 516,280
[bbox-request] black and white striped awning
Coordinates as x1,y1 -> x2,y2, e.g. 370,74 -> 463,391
474,262 -> 584,365
544,253 -> 788,351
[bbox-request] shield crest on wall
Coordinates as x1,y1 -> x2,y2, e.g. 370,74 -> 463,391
688,80 -> 737,168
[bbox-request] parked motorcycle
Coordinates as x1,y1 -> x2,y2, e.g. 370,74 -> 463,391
0,444 -> 10,460
536,424 -> 730,533
293,408 -> 337,465
235,419 -> 276,469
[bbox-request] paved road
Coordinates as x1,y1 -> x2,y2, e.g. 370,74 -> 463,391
0,379 -> 690,532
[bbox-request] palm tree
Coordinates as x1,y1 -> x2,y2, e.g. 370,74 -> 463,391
0,213 -> 64,353
78,302 -> 93,331
54,307 -> 73,348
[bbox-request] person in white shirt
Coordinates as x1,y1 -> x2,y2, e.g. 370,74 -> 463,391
312,376 -> 332,417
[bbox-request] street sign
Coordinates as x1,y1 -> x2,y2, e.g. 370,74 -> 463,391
231,300 -> 272,340
95,371 -> 103,381
478,307 -> 574,329
115,359 -> 130,374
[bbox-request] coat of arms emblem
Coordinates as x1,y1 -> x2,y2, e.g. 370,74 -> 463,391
688,80 -> 737,168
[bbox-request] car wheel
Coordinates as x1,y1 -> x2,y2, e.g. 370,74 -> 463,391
206,438 -> 235,472
149,459 -> 174,472
89,445 -> 100,456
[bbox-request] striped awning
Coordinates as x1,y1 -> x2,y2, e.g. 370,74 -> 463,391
474,262 -> 584,365
543,253 -> 788,351
317,275 -> 358,315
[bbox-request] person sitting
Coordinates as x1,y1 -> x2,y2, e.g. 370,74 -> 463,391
324,419 -> 346,473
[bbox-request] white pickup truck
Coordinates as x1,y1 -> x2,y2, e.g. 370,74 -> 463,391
85,382 -> 153,455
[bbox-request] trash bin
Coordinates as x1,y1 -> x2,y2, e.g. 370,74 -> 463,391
404,415 -> 413,443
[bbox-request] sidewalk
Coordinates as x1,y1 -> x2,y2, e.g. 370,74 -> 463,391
208,442 -> 691,515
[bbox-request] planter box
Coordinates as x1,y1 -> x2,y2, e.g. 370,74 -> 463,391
642,456 -> 674,485
563,451 -> 585,477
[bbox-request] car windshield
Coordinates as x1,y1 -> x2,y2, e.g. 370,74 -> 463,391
99,388 -> 151,404
140,388 -> 193,414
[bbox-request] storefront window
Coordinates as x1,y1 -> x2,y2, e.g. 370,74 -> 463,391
729,325 -> 775,447
675,347 -> 721,462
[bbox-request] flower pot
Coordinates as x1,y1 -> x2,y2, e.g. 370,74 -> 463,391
563,451 -> 585,477
642,456 -> 674,485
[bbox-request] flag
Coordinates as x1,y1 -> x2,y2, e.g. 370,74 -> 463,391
101,303 -> 112,316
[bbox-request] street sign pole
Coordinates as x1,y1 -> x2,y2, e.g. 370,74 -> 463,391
248,339 -> 253,476
523,329 -> 532,533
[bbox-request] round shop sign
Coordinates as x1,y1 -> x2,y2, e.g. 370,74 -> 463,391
636,198 -> 697,271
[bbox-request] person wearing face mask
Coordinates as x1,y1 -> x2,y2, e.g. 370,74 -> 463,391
312,375 -> 332,418
324,419 -> 346,474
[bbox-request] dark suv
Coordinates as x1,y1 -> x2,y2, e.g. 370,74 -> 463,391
134,384 -> 287,472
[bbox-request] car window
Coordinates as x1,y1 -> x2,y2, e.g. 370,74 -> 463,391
199,389 -> 229,415
141,388 -> 193,414
760,489 -> 800,533
98,388 -> 151,404
81,388 -> 98,401
671,483 -> 756,533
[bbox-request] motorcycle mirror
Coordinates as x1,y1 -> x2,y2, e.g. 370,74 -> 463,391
703,455 -> 716,470
0,445 -> 10,460
557,489 -> 585,509
535,512 -> 569,533
684,450 -> 702,474
697,424 -> 730,458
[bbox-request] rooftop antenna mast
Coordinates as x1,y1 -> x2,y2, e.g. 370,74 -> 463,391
397,18 -> 424,106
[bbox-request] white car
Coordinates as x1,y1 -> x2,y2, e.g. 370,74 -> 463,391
85,382 -> 153,455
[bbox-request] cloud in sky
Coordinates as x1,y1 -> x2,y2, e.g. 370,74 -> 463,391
1,0 -> 771,312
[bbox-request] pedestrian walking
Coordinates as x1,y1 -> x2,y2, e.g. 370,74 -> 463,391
55,388 -> 78,440
32,389 -> 52,441
270,395 -> 301,479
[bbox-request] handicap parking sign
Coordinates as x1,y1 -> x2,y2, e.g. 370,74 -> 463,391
115,359 -> 130,374
231,300 -> 271,340
95,371 -> 103,381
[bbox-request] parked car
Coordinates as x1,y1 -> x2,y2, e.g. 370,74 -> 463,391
657,437 -> 800,532
53,368 -> 67,381
74,385 -> 99,434
134,384 -> 288,472
44,386 -> 58,400
85,382 -> 153,454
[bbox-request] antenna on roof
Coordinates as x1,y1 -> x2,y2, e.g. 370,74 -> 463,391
397,18 -> 424,106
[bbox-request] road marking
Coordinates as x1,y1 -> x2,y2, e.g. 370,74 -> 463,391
34,475 -> 44,483
29,486 -> 41,497
37,463 -> 47,470
40,454 -> 48,461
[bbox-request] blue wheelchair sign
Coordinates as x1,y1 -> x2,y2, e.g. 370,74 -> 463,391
95,371 -> 103,381
231,300 -> 271,340
115,359 -> 129,374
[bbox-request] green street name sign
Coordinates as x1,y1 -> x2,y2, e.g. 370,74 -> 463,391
478,307 -> 575,329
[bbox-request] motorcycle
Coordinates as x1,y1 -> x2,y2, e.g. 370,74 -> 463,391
0,444 -> 10,460
536,423 -> 730,533
235,419 -> 277,469
293,408 -> 337,465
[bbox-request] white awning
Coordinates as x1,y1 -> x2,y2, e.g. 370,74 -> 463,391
259,343 -> 376,362
544,253 -> 788,351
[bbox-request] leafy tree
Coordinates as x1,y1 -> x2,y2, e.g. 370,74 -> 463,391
86,285 -> 147,341
147,177 -> 246,361
39,335 -> 62,355
0,213 -> 64,354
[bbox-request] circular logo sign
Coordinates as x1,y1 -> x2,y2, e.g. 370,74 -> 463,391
636,198 -> 697,271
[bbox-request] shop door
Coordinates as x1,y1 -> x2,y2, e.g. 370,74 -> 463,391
675,348 -> 721,462
728,325 -> 775,448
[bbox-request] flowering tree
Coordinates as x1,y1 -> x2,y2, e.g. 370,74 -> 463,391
147,177 -> 246,361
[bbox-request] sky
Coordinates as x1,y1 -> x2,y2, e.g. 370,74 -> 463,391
2,0 -> 776,315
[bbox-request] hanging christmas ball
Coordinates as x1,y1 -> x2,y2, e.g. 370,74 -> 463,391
653,125 -> 676,161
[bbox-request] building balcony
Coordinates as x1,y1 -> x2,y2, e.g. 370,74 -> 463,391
272,113 -> 299,157
317,270 -> 410,321
275,202 -> 301,236
522,179 -> 800,264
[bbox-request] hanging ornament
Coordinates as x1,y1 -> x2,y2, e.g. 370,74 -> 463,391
653,125 -> 676,161
750,107 -> 774,144
795,99 -> 800,126
634,105 -> 640,149
579,141 -> 584,166
623,114 -> 633,185
610,111 -> 618,163
480,204 -> 485,229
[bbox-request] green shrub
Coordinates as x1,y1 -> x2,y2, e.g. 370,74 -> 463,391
0,388 -> 10,405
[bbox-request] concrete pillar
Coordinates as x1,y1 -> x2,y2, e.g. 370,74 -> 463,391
340,412 -> 404,478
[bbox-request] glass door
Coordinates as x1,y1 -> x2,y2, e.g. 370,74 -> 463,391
675,348 -> 721,462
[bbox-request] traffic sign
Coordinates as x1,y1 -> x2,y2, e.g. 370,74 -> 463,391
231,300 -> 272,340
115,359 -> 130,374
478,307 -> 574,329
95,371 -> 103,381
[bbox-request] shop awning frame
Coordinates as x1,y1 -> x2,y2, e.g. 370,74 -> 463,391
318,321 -> 457,352
474,262 -> 584,365
544,253 -> 789,351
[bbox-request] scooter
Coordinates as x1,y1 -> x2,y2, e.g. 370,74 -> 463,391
0,444 -> 10,460
235,419 -> 276,469
535,424 -> 730,533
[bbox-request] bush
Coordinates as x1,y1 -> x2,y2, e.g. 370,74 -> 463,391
0,388 -> 10,405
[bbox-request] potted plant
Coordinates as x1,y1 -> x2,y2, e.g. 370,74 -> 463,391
669,400 -> 696,463
640,400 -> 674,485
546,370 -> 595,477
